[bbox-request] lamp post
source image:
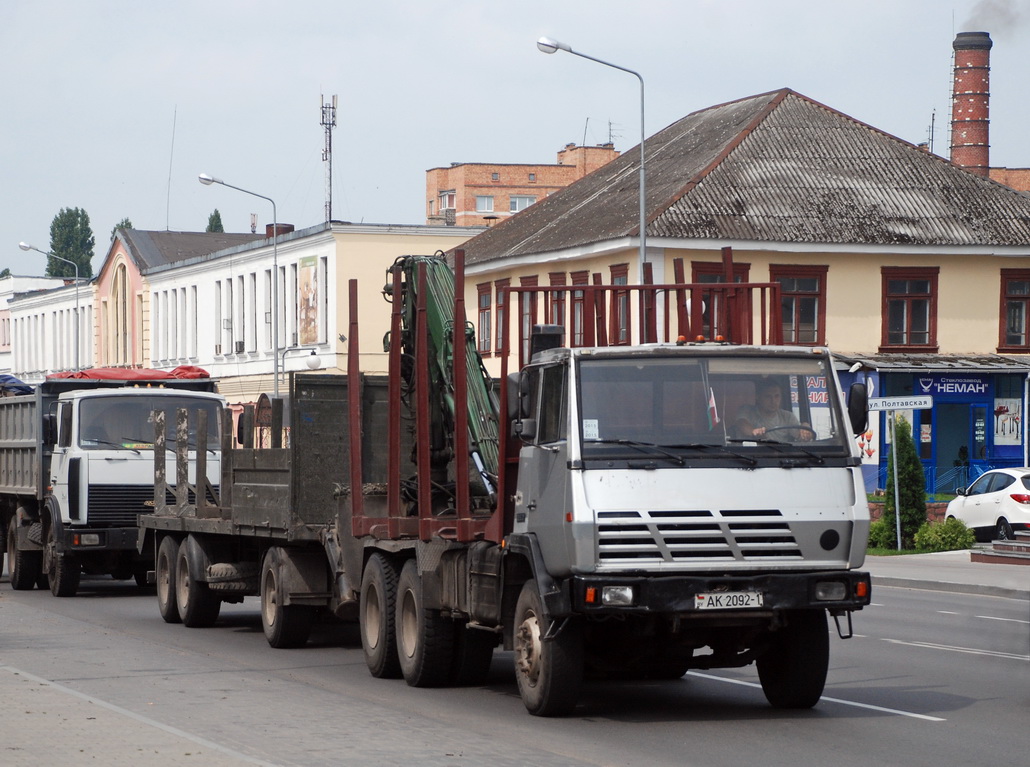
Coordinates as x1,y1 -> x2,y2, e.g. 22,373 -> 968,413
280,346 -> 322,377
199,173 -> 281,398
536,37 -> 647,281
20,241 -> 81,371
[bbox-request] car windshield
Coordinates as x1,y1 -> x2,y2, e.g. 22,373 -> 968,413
79,396 -> 221,450
577,354 -> 851,462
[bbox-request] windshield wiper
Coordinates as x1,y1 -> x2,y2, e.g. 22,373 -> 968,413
726,437 -> 825,466
664,442 -> 758,467
584,439 -> 685,466
90,438 -> 141,455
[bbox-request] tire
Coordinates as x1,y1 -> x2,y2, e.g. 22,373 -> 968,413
175,536 -> 221,627
757,609 -> 829,709
450,623 -> 496,686
7,516 -> 42,591
513,579 -> 584,717
996,518 -> 1015,541
134,568 -> 150,588
156,536 -> 181,624
395,559 -> 455,687
360,553 -> 401,679
44,522 -> 80,597
261,547 -> 315,649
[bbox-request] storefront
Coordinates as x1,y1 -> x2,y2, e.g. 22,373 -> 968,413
835,355 -> 1030,495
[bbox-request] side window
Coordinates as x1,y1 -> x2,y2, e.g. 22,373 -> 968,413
966,474 -> 992,495
989,473 -> 1014,493
537,365 -> 567,444
58,403 -> 73,448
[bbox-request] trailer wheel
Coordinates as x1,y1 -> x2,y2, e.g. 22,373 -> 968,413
757,609 -> 829,709
450,622 -> 496,686
261,547 -> 315,649
395,559 -> 455,687
44,522 -> 80,597
175,536 -> 221,627
360,553 -> 401,679
156,536 -> 181,623
7,516 -> 42,591
513,579 -> 584,717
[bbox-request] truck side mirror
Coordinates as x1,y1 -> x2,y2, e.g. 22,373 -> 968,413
847,382 -> 868,435
42,413 -> 57,446
514,418 -> 537,442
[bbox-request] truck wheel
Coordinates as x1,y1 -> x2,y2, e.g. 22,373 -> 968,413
261,547 -> 315,649
395,559 -> 455,687
7,516 -> 42,591
156,536 -> 181,623
175,536 -> 221,627
360,553 -> 401,678
450,622 -> 496,686
44,523 -> 80,597
513,579 -> 584,717
757,609 -> 829,709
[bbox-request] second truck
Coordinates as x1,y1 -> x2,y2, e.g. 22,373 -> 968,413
141,253 -> 871,716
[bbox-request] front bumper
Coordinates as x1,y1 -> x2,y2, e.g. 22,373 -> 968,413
58,526 -> 140,552
570,570 -> 871,616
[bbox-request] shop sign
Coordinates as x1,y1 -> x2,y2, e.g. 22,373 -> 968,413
915,375 -> 991,399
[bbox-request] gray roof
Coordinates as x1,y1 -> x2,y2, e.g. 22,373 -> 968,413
460,89 -> 1030,264
117,229 -> 265,270
834,352 -> 1030,372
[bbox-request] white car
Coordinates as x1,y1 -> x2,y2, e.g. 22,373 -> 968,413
946,467 -> 1030,542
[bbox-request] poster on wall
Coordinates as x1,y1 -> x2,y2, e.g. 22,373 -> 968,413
298,256 -> 319,345
994,398 -> 1022,446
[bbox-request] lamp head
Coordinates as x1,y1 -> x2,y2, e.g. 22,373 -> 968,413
536,36 -> 569,54
18,242 -> 32,252
198,173 -> 218,186
305,350 -> 322,370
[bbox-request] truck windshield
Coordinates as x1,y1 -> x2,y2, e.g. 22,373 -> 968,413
78,396 -> 222,450
577,355 -> 851,461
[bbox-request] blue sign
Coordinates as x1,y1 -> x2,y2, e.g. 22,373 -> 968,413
914,374 -> 992,400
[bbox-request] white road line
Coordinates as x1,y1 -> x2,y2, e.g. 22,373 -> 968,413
0,665 -> 276,766
687,671 -> 946,721
881,638 -> 1030,661
937,610 -> 960,615
976,614 -> 1030,625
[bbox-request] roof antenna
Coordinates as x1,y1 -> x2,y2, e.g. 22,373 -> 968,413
165,105 -> 177,231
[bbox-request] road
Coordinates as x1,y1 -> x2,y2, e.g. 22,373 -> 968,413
1,573 -> 1027,767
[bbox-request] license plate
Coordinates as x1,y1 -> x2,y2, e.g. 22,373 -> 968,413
694,591 -> 764,610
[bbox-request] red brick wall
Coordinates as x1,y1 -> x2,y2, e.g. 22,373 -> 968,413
868,502 -> 947,523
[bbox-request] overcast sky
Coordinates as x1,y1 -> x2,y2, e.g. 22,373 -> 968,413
3,0 -> 1027,276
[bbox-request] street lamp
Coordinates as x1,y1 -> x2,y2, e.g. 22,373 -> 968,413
537,37 -> 647,281
199,173 -> 282,398
280,346 -> 322,375
20,241 -> 81,371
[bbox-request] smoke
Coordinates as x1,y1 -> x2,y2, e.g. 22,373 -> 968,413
963,0 -> 1024,35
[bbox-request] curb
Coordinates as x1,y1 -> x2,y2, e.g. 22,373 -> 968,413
872,575 -> 1029,601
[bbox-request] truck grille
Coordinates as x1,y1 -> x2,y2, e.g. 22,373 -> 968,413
86,485 -> 219,527
597,509 -> 801,563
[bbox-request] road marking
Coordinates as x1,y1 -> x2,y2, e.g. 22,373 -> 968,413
881,638 -> 1030,661
976,614 -> 1030,625
937,610 -> 960,615
0,665 -> 276,765
687,671 -> 946,721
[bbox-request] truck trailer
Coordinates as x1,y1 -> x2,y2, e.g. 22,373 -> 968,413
142,252 -> 871,716
1,369 -> 224,597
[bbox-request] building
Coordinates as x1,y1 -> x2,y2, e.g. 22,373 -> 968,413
2,275 -> 83,378
426,143 -> 619,227
456,74 -> 1030,494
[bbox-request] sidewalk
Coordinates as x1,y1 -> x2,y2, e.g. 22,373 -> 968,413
864,548 -> 1029,600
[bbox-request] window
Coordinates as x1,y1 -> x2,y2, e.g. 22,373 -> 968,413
769,264 -> 828,346
520,276 -> 539,365
548,273 -> 566,343
439,191 -> 456,210
528,173 -> 536,182
494,278 -> 510,354
475,196 -> 494,213
510,195 -> 537,213
1000,269 -> 1030,351
691,261 -> 751,340
477,283 -> 492,354
570,271 -> 589,347
491,172 -> 500,181
610,264 -> 630,345
881,267 -> 938,351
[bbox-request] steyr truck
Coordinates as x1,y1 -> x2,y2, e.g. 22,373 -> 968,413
144,251 -> 871,716
1,368 -> 224,597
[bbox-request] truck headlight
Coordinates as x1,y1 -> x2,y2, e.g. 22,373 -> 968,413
814,581 -> 847,601
73,533 -> 101,546
601,585 -> 635,606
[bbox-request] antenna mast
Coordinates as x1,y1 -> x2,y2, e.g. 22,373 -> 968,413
321,94 -> 338,224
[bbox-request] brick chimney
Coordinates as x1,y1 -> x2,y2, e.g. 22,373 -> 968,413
950,31 -> 993,177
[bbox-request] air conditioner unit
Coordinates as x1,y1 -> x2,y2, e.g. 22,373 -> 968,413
234,341 -> 246,354
214,344 -> 222,355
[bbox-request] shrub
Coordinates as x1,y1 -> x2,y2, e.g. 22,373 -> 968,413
914,517 -> 976,552
867,518 -> 897,549
882,415 -> 926,548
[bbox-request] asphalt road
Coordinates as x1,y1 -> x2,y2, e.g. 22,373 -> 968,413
1,574 -> 1027,767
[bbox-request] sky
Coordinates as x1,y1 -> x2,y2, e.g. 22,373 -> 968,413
2,0 -> 1028,276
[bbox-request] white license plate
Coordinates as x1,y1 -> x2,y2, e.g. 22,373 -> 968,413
694,591 -> 764,610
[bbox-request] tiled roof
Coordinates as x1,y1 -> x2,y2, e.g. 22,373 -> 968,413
118,230 -> 265,270
834,353 -> 1030,372
460,89 -> 1030,265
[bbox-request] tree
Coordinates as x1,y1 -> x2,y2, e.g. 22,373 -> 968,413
48,207 -> 95,279
882,415 -> 927,548
110,217 -> 133,241
206,209 -> 224,233
0,268 -> 10,278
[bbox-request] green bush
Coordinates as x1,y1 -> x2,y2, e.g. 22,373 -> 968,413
883,416 -> 927,548
867,518 -> 897,549
914,517 -> 976,552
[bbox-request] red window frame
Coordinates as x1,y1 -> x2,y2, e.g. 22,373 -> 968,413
769,264 -> 828,346
570,270 -> 588,347
609,263 -> 630,345
880,266 -> 938,352
519,275 -> 539,366
548,272 -> 566,344
494,278 -> 510,355
476,282 -> 491,355
999,269 -> 1030,352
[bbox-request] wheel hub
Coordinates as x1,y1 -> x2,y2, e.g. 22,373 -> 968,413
515,611 -> 543,685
